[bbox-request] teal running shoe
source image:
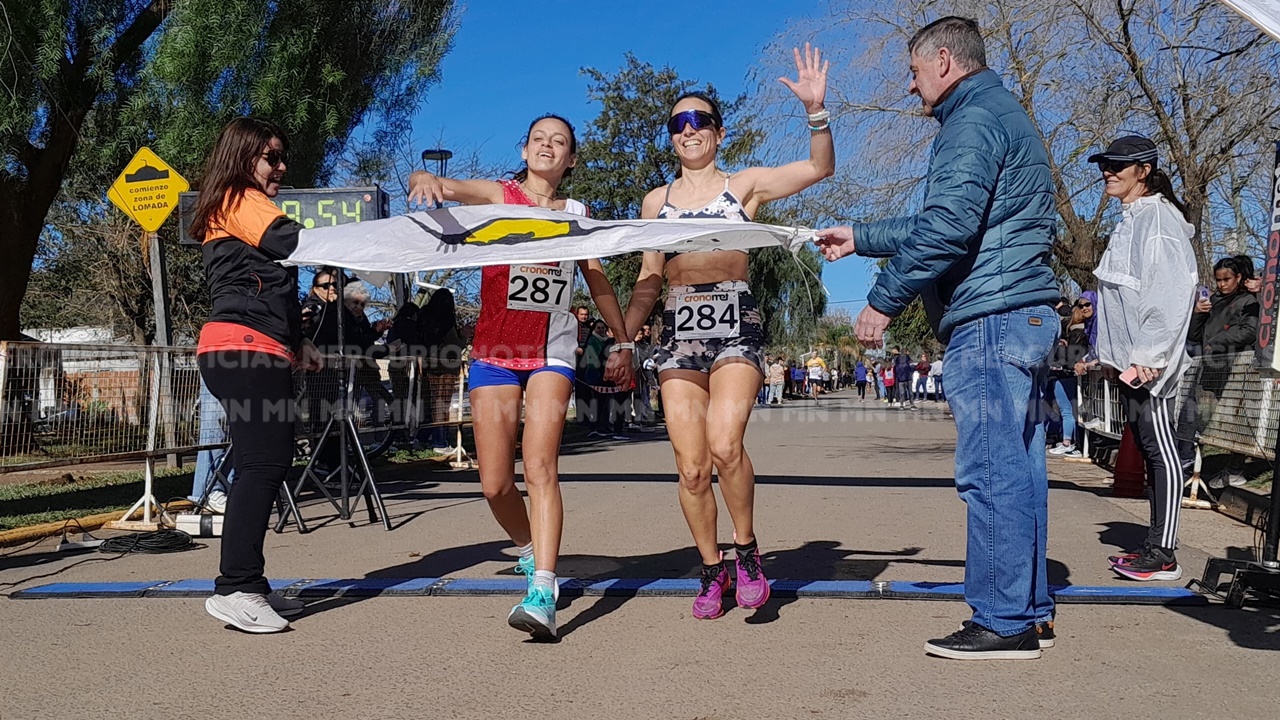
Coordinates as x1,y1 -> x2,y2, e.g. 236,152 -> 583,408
508,585 -> 557,640
514,555 -> 558,600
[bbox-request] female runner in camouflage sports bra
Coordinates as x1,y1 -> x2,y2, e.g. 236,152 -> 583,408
623,45 -> 834,620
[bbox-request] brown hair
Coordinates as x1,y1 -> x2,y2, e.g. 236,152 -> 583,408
189,117 -> 288,242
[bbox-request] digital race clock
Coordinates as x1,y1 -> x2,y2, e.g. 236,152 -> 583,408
176,187 -> 389,245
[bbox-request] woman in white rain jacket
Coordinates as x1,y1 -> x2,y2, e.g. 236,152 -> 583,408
1089,135 -> 1197,583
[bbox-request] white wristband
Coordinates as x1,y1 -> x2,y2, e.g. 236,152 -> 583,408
807,108 -> 831,124
610,342 -> 635,353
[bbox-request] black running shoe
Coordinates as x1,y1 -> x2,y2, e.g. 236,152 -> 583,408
1112,546 -> 1181,582
925,622 -> 1041,660
1036,620 -> 1055,649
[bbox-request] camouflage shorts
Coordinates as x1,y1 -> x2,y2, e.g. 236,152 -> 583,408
653,281 -> 766,375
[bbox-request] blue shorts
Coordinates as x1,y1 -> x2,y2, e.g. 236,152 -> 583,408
468,360 -> 575,390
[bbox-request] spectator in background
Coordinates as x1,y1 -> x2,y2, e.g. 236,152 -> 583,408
855,358 -> 869,401
190,375 -> 232,513
767,356 -> 787,405
582,320 -> 628,440
915,352 -> 931,402
1089,134 -> 1197,582
1181,255 -> 1260,488
630,323 -> 658,429
1047,297 -> 1093,459
301,267 -> 341,349
872,359 -> 885,400
343,282 -> 394,427
882,363 -> 896,405
893,347 -> 915,409
929,353 -> 945,403
575,306 -> 595,425
790,362 -> 806,399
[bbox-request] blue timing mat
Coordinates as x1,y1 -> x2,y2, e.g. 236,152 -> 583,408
9,578 -> 1209,605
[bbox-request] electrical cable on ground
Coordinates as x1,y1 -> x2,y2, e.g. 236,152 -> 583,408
99,529 -> 201,555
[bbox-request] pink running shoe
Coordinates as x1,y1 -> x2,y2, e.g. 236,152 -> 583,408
693,557 -> 731,620
734,543 -> 770,609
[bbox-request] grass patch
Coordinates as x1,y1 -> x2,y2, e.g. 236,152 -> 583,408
0,468 -> 193,531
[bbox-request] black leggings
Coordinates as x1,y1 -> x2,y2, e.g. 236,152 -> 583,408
198,350 -> 296,596
856,381 -> 867,399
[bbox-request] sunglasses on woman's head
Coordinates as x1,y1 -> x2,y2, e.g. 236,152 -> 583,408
261,149 -> 288,167
666,110 -> 718,135
1097,159 -> 1135,175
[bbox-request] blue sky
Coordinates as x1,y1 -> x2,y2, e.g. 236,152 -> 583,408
407,0 -> 874,313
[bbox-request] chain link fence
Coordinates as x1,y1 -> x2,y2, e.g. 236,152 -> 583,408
0,341 -> 471,472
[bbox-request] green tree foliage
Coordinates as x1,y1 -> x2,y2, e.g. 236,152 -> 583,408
568,54 -> 825,342
5,0 -> 457,340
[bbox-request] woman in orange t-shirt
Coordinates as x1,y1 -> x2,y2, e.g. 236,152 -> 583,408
189,117 -> 321,634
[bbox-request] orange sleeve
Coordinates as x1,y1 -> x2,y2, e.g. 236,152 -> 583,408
205,189 -> 284,247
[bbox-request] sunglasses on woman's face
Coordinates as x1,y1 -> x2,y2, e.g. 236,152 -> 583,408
1097,159 -> 1134,175
666,110 -> 718,135
315,282 -> 336,290
1075,301 -> 1092,308
261,149 -> 288,167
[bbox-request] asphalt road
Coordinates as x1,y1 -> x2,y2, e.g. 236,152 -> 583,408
1,393 -> 1275,719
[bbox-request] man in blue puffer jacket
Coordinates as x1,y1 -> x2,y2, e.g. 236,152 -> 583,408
816,16 -> 1059,661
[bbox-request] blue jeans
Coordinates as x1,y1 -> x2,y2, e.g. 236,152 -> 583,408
915,375 -> 928,401
190,377 -> 234,501
933,376 -> 945,402
1049,376 -> 1078,446
946,306 -> 1058,635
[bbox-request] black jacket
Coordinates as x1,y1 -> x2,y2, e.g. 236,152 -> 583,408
1188,290 -> 1259,356
1189,290 -> 1259,393
201,188 -> 303,349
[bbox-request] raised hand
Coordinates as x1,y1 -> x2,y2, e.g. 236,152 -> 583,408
778,42 -> 830,113
408,171 -> 454,208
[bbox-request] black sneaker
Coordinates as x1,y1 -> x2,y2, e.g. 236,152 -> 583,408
1112,546 -> 1181,582
925,622 -> 1041,660
1108,539 -> 1152,567
1036,620 -> 1055,649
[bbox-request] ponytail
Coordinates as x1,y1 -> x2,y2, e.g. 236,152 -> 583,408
1144,167 -> 1187,220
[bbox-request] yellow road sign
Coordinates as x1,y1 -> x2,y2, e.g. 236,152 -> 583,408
107,147 -> 190,232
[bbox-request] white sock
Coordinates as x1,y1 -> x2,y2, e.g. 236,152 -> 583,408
533,570 -> 557,592
517,543 -> 534,561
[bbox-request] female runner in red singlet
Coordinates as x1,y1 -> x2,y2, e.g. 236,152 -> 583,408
409,115 -> 632,640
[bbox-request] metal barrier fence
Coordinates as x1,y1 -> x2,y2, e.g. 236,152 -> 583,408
0,341 -> 471,472
1078,351 -> 1280,462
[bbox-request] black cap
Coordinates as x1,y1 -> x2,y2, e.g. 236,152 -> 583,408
1087,135 -> 1158,166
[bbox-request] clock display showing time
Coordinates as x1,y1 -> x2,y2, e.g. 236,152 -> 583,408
177,187 -> 388,245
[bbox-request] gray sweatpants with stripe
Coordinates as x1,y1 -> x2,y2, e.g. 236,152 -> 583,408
1120,385 -> 1182,551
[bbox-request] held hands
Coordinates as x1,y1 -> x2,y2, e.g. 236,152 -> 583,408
855,305 -> 892,349
407,171 -> 453,207
605,349 -> 634,388
813,226 -> 856,261
779,42 -> 830,113
1194,299 -> 1212,314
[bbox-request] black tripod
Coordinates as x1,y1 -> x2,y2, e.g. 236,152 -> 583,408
275,271 -> 391,533
194,442 -> 303,526
1191,426 -> 1280,607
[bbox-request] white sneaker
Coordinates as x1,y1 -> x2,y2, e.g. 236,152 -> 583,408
206,592 -> 290,633
204,490 -> 228,514
266,591 -> 305,617
1047,444 -> 1076,456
